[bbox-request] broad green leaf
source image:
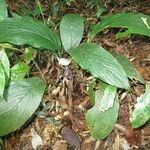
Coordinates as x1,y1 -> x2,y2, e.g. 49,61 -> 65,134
60,13 -> 84,51
0,77 -> 46,136
89,13 -> 150,39
0,0 -> 8,21
110,51 -> 144,83
70,43 -> 129,89
0,64 -> 5,99
0,49 -> 10,81
11,62 -> 30,81
0,16 -> 61,52
0,49 -> 9,99
86,82 -> 119,139
131,84 -> 150,128
88,78 -> 96,105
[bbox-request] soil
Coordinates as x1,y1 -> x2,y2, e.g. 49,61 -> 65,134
2,0 -> 150,150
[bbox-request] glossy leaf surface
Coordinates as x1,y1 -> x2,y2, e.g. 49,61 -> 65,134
0,16 -> 61,52
70,43 -> 129,89
0,49 -> 10,81
0,49 -> 10,99
110,51 -> 144,83
0,77 -> 46,136
89,13 -> 150,39
60,13 -> 84,51
0,0 -> 8,21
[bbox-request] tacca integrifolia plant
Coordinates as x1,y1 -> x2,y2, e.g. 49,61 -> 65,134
0,0 -> 150,139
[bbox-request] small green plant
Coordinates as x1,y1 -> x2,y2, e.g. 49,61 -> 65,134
0,0 -> 150,139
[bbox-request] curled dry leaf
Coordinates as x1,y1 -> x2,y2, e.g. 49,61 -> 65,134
61,126 -> 82,149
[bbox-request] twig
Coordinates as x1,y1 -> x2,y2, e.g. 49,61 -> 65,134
115,124 -> 126,134
33,61 -> 46,82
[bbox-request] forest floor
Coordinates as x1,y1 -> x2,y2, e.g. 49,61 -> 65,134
3,0 -> 150,149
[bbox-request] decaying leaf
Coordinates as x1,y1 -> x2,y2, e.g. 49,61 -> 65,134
86,82 -> 119,139
131,84 -> 150,128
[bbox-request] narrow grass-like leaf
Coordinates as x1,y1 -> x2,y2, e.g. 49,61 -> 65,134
60,13 -> 84,51
110,51 -> 144,83
86,82 -> 119,139
131,84 -> 150,128
70,43 -> 129,89
89,13 -> 150,39
0,77 -> 46,136
0,16 -> 61,52
0,0 -> 8,21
